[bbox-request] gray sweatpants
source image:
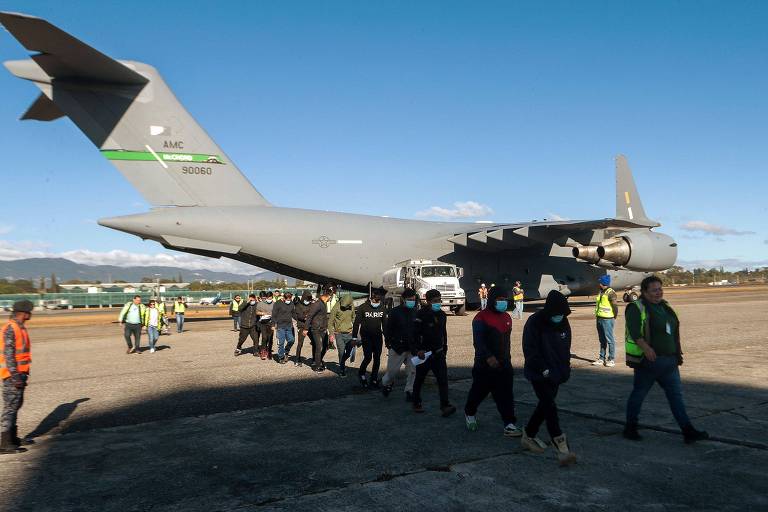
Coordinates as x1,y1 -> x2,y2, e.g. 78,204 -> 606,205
2,377 -> 25,431
381,348 -> 416,392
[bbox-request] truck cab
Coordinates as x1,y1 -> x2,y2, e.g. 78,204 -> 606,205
382,259 -> 467,315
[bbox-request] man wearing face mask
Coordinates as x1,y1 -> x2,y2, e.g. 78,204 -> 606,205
290,291 -> 313,366
353,287 -> 388,388
464,286 -> 522,437
411,289 -> 456,416
521,290 -> 576,466
271,292 -> 295,364
1,300 -> 34,454
305,287 -> 332,372
234,294 -> 260,356
329,293 -> 356,377
381,288 -> 418,401
256,291 -> 275,360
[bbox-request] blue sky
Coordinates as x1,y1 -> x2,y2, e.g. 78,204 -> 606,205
0,0 -> 766,273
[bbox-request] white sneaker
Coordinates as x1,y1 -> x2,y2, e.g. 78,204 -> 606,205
591,359 -> 605,366
465,415 -> 478,432
552,434 -> 577,466
150,348 -> 155,353
605,360 -> 615,368
521,433 -> 548,453
503,423 -> 522,437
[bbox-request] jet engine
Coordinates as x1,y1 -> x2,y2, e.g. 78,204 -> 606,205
596,231 -> 677,271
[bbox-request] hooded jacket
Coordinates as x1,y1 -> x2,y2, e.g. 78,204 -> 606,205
238,300 -> 260,329
306,299 -> 329,332
353,300 -> 387,340
293,292 -> 313,329
271,299 -> 295,329
385,304 -> 416,354
412,306 -> 448,355
522,290 -> 572,384
329,294 -> 355,335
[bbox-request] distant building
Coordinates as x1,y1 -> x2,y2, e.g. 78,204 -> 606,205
58,282 -> 191,294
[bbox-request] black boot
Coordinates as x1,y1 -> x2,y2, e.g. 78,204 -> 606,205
0,431 -> 26,454
12,426 -> 34,446
623,422 -> 642,441
682,425 -> 709,444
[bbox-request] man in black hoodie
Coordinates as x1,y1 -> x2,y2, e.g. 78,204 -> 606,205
289,291 -> 313,366
411,289 -> 456,417
381,288 -> 418,401
352,287 -> 388,388
521,290 -> 576,465
304,287 -> 331,372
464,286 -> 521,437
234,294 -> 260,356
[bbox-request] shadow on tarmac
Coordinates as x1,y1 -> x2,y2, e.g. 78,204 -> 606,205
25,397 -> 91,440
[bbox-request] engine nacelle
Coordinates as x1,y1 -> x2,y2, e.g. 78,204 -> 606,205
597,231 -> 677,271
572,245 -> 600,264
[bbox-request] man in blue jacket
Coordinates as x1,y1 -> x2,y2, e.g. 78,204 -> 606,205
521,290 -> 576,466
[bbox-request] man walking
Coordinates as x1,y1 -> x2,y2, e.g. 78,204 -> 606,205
478,283 -> 488,310
230,294 -> 244,331
305,287 -> 332,372
271,292 -> 295,364
173,296 -> 187,333
593,275 -> 618,367
1,300 -> 34,454
329,293 -> 356,377
256,291 -> 275,359
143,299 -> 161,353
411,290 -> 456,416
381,288 -> 418,401
291,291 -> 313,366
512,281 -> 524,320
119,295 -> 146,354
234,294 -> 260,356
353,287 -> 388,388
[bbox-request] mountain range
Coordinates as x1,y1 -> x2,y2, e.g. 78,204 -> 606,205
0,258 -> 293,284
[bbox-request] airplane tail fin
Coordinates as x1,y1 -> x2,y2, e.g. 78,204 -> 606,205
614,154 -> 658,227
1,11 -> 270,207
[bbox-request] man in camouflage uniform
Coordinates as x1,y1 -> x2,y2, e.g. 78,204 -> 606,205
1,300 -> 34,454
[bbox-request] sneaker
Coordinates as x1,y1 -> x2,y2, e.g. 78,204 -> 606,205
683,426 -> 709,444
605,360 -> 616,368
503,423 -> 523,437
150,348 -> 155,353
369,379 -> 380,390
381,384 -> 393,397
260,349 -> 267,360
359,374 -> 368,389
623,423 -> 642,441
234,349 -> 242,357
413,402 -> 424,413
521,432 -> 548,453
552,434 -> 577,466
295,360 -> 303,367
339,368 -> 346,377
465,415 -> 478,431
405,391 -> 414,402
126,348 -> 132,354
267,351 -> 273,360
591,359 -> 605,366
440,404 -> 457,417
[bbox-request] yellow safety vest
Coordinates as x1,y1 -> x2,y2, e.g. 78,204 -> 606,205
174,301 -> 186,313
230,299 -> 243,314
513,287 -> 524,301
625,300 -> 678,365
595,288 -> 615,318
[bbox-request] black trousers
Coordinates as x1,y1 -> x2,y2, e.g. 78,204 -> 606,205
259,322 -> 273,351
359,336 -> 383,381
464,365 -> 516,425
309,329 -> 327,366
412,353 -> 450,407
123,323 -> 142,350
293,327 -> 307,359
236,326 -> 259,350
525,379 -> 562,439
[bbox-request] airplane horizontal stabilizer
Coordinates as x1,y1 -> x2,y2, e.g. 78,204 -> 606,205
21,92 -> 64,121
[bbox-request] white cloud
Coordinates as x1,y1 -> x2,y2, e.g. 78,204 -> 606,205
416,201 -> 493,219
679,221 -> 755,236
0,240 -> 262,275
0,224 -> 14,235
677,258 -> 768,271
547,212 -> 570,221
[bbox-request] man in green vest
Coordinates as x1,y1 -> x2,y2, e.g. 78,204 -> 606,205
173,297 -> 187,333
230,294 -> 243,331
623,275 -> 709,444
592,275 -> 618,367
119,295 -> 147,354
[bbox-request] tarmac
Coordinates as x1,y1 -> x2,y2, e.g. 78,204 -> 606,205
0,286 -> 766,511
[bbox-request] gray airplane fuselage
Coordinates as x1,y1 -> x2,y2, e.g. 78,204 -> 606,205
100,206 -> 648,299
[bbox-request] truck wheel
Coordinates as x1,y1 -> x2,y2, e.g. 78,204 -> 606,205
454,304 -> 468,316
628,292 -> 638,302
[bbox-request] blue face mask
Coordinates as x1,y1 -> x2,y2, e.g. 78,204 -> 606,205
551,314 -> 564,324
405,300 -> 416,309
371,302 -> 380,308
431,303 -> 442,312
303,300 -> 311,305
494,300 -> 508,312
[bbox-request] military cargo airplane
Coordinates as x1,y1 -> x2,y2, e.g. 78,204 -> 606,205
1,12 -> 677,312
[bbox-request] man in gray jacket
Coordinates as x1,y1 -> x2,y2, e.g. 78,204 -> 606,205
256,291 -> 275,360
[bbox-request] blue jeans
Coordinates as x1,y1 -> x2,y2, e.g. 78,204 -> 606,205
335,333 -> 354,369
596,318 -> 615,360
626,356 -> 691,428
276,326 -> 295,358
233,315 -> 241,331
480,298 -> 487,310
176,313 -> 184,332
514,300 -> 524,319
147,326 -> 159,350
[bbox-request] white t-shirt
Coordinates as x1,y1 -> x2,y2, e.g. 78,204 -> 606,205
148,308 -> 159,327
